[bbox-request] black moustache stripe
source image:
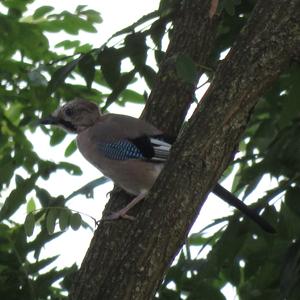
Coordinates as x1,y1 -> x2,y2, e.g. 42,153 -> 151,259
59,119 -> 77,132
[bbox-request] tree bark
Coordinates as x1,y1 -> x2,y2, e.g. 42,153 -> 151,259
69,0 -> 300,299
141,0 -> 219,134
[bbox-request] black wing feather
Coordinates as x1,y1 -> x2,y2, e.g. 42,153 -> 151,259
129,134 -> 175,162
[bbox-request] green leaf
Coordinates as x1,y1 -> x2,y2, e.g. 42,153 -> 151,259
198,216 -> 228,234
58,209 -> 70,231
0,159 -> 15,189
243,173 -> 263,199
64,139 -> 77,157
0,175 -> 38,221
140,65 -> 157,89
46,209 -> 58,235
187,283 -> 226,300
15,174 -> 24,185
103,70 -> 136,110
120,89 -> 145,104
35,186 -> 54,207
76,5 -> 87,13
50,128 -> 66,146
109,10 -> 159,40
26,198 -> 36,213
220,164 -> 234,182
17,23 -> 49,60
53,12 -> 97,34
27,229 -> 63,259
57,162 -> 82,175
38,160 -> 58,180
55,40 -> 80,50
150,19 -> 167,50
159,0 -> 176,15
65,177 -> 110,201
80,9 -> 103,24
97,47 -> 121,88
61,264 -> 79,290
27,256 -> 59,274
70,213 -> 82,230
78,53 -> 95,89
188,232 -> 216,246
33,6 -> 54,19
154,49 -> 165,65
34,267 -> 71,296
158,288 -> 181,300
24,213 -> 35,237
76,43 -> 93,53
2,0 -> 28,12
176,54 -> 197,84
47,55 -> 84,94
280,241 -> 300,300
285,187 -> 300,218
124,33 -> 147,69
28,69 -> 48,87
223,0 -> 236,16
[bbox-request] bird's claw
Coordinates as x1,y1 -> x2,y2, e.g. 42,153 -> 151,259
102,211 -> 136,221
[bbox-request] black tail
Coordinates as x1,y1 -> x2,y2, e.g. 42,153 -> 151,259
212,184 -> 276,234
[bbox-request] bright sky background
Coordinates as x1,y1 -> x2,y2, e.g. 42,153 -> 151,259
8,0 -> 277,298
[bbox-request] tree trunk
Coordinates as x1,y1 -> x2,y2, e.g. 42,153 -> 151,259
69,0 -> 300,299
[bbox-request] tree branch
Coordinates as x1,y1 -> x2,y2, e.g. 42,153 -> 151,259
141,0 -> 220,134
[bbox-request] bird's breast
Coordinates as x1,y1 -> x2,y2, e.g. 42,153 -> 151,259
76,131 -> 105,171
77,131 -> 164,196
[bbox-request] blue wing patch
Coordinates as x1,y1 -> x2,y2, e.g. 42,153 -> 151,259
98,140 -> 144,160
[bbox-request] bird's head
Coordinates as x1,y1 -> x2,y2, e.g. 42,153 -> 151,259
39,98 -> 101,133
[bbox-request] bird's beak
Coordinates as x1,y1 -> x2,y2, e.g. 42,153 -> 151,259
37,114 -> 77,133
38,115 -> 60,125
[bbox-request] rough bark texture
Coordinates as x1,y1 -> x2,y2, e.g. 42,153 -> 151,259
141,0 -> 219,134
69,0 -> 300,299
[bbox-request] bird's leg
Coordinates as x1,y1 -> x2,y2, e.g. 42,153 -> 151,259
105,192 -> 147,221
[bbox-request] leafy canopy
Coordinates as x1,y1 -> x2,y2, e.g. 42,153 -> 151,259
0,0 -> 300,299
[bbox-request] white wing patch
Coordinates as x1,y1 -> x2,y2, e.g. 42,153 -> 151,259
150,138 -> 172,162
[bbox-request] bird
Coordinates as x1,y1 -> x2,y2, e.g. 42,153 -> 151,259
39,98 -> 275,233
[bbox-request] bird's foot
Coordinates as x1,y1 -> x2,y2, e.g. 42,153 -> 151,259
100,193 -> 147,222
102,210 -> 136,221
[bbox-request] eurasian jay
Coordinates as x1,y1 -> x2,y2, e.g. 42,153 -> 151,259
39,98 -> 275,233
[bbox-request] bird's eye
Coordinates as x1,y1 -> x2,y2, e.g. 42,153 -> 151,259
65,107 -> 74,117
